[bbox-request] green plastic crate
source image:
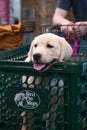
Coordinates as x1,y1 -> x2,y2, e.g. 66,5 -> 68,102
0,43 -> 87,130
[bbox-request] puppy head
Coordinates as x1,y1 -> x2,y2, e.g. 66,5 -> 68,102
26,33 -> 72,71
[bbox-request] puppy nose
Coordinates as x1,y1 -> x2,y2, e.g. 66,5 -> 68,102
33,53 -> 41,61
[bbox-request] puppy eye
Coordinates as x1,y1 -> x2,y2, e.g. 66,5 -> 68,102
34,44 -> 37,47
47,44 -> 53,48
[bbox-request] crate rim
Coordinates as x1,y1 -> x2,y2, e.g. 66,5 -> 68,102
0,60 -> 85,74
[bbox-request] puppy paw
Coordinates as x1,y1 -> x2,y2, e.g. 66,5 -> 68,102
25,57 -> 30,62
59,59 -> 65,62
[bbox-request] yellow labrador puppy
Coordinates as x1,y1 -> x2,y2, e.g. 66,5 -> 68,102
25,33 -> 72,71
21,33 -> 72,130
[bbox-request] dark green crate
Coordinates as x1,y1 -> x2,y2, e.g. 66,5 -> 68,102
0,44 -> 87,130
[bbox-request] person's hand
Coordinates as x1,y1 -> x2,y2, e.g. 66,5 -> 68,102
73,22 -> 87,37
60,22 -> 74,35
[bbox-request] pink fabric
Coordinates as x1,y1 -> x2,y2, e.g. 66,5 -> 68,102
72,37 -> 79,56
67,34 -> 79,56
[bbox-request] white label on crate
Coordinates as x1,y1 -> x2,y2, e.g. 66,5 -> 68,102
14,90 -> 41,109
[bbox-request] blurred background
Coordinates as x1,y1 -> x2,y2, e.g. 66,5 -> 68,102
21,0 -> 74,35
0,0 -> 74,50
0,0 -> 74,35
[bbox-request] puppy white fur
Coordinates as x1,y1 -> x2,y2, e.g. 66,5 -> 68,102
25,33 -> 72,71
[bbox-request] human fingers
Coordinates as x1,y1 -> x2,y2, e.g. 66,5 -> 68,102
74,22 -> 87,37
61,25 -> 74,35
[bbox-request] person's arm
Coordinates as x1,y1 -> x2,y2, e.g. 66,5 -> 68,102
52,8 -> 72,25
52,8 -> 74,35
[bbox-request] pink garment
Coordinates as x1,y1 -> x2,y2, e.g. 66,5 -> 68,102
72,37 -> 79,56
67,34 -> 79,56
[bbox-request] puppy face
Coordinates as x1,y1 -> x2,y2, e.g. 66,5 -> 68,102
25,33 -> 72,71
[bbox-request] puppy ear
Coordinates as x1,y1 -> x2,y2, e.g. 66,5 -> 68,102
57,37 -> 67,62
58,37 -> 72,62
25,41 -> 34,62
